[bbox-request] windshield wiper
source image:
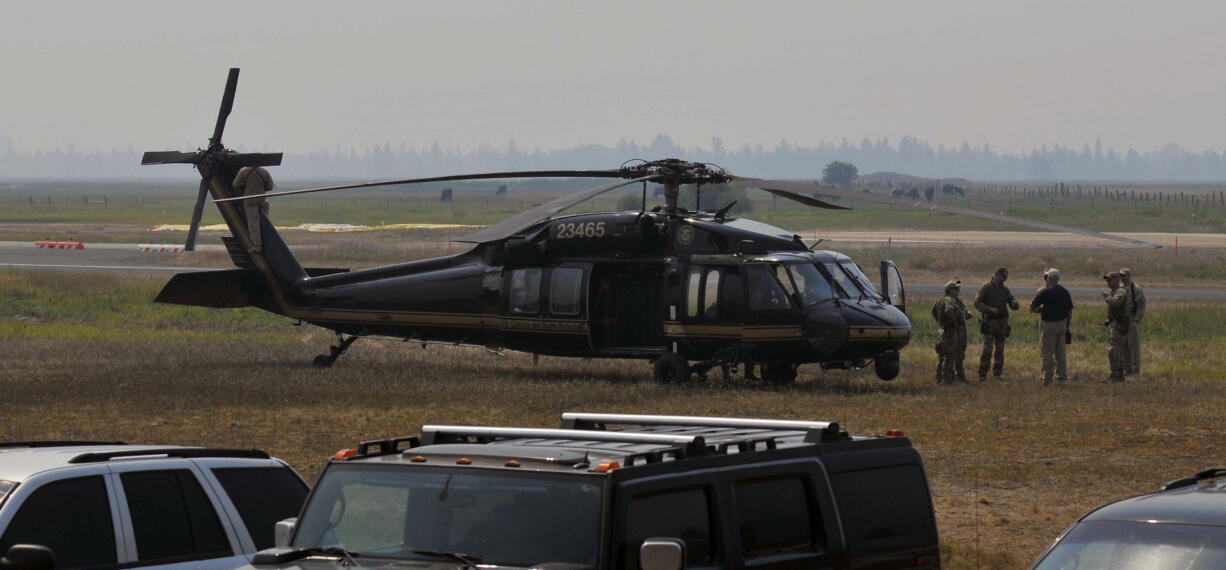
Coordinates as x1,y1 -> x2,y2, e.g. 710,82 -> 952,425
413,549 -> 483,568
303,546 -> 360,566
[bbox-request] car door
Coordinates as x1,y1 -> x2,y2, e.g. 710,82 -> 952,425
613,471 -> 726,570
0,467 -> 124,569
108,460 -> 248,569
197,458 -> 310,553
720,460 -> 844,570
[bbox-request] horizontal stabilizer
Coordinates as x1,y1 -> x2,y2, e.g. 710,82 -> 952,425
155,269 -> 266,308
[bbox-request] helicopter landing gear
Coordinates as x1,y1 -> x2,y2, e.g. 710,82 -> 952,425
652,353 -> 691,384
874,351 -> 901,381
762,360 -> 798,384
313,334 -> 360,368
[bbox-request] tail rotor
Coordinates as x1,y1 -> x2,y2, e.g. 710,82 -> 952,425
141,68 -> 282,251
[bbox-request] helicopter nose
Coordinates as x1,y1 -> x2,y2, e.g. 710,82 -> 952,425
804,305 -> 848,355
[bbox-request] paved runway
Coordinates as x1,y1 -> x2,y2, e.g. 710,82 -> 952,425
3,241 -> 1223,302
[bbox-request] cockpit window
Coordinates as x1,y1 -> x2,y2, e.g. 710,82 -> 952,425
839,261 -> 884,301
749,268 -> 792,310
775,266 -> 797,296
821,262 -> 861,299
787,264 -> 836,306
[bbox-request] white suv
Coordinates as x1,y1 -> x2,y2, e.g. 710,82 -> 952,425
0,442 -> 308,570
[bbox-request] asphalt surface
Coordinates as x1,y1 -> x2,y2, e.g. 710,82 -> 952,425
4,242 -> 1224,302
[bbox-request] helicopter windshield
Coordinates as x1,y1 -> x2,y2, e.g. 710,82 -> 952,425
838,260 -> 884,301
786,264 -> 836,306
821,262 -> 864,300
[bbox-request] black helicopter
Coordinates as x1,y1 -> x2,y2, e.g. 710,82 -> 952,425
143,69 -> 1158,384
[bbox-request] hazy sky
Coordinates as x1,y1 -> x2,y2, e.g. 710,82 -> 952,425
4,1 -> 1226,155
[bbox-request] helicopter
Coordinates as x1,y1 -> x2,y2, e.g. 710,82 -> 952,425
143,69 -> 1159,384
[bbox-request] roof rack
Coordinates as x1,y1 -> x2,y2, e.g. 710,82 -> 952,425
68,448 -> 269,464
560,412 -> 834,432
421,425 -> 708,456
0,441 -> 126,449
1163,467 -> 1226,491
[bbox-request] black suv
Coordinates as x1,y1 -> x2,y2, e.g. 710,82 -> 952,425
1030,467 -> 1226,569
249,412 -> 939,569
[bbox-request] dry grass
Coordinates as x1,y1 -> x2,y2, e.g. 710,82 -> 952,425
2,271 -> 1226,567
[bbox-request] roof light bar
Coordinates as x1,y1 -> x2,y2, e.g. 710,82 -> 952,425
421,425 -> 705,447
561,412 -> 833,432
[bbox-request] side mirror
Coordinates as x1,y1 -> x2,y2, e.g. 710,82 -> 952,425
0,545 -> 55,570
639,537 -> 684,570
274,517 -> 297,548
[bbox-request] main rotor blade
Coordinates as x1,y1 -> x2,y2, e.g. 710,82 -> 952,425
733,177 -> 1162,248
141,151 -> 198,165
741,184 -> 850,210
184,179 -> 211,252
213,169 -> 624,203
211,68 -> 240,145
456,175 -> 661,243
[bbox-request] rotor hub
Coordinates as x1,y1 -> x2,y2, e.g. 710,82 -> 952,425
619,159 -> 731,186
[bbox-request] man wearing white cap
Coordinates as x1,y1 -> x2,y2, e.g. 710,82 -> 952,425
1030,268 -> 1074,385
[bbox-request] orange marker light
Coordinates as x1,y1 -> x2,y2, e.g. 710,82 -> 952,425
456,457 -> 473,465
333,448 -> 357,460
885,429 -> 906,437
594,461 -> 621,473
505,460 -> 521,468
410,455 -> 427,462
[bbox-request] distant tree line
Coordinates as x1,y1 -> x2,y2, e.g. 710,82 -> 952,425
6,135 -> 1226,181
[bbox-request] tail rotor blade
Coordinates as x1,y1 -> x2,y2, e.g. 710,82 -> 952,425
141,151 -> 198,165
210,68 -> 240,145
184,179 -> 211,251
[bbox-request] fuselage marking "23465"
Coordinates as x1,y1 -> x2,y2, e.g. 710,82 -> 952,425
555,221 -> 606,239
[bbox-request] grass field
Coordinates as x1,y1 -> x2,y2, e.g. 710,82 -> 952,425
3,179 -> 1225,235
2,270 -> 1225,568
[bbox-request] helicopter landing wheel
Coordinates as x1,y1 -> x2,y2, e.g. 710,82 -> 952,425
312,355 -> 334,368
653,353 -> 691,384
762,360 -> 798,384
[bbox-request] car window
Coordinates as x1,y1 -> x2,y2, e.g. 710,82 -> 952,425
1034,520 -> 1226,569
549,267 -> 584,316
625,488 -> 714,567
0,476 -> 116,569
121,470 -> 231,563
212,467 -> 309,550
830,465 -> 934,543
509,269 -> 542,314
734,476 -> 822,557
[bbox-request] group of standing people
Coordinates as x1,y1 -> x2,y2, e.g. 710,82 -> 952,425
932,266 -> 1146,385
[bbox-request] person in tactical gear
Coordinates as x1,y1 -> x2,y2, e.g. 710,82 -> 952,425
974,267 -> 1020,381
1102,272 -> 1129,382
1030,268 -> 1073,385
233,166 -> 274,252
1119,267 -> 1146,376
932,280 -> 972,384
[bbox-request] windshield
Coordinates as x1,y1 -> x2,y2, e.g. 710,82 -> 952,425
839,261 -> 884,301
0,481 -> 15,508
821,262 -> 862,299
294,464 -> 603,567
787,264 -> 836,306
1034,521 -> 1226,569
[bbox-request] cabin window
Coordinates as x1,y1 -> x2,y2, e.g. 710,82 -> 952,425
509,268 -> 542,314
775,265 -> 798,296
703,269 -> 721,319
788,264 -> 835,306
686,267 -> 702,318
748,267 -> 791,310
721,272 -> 744,321
550,267 -> 584,316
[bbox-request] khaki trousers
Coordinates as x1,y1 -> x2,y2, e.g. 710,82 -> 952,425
1126,321 -> 1141,374
1039,320 -> 1068,382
